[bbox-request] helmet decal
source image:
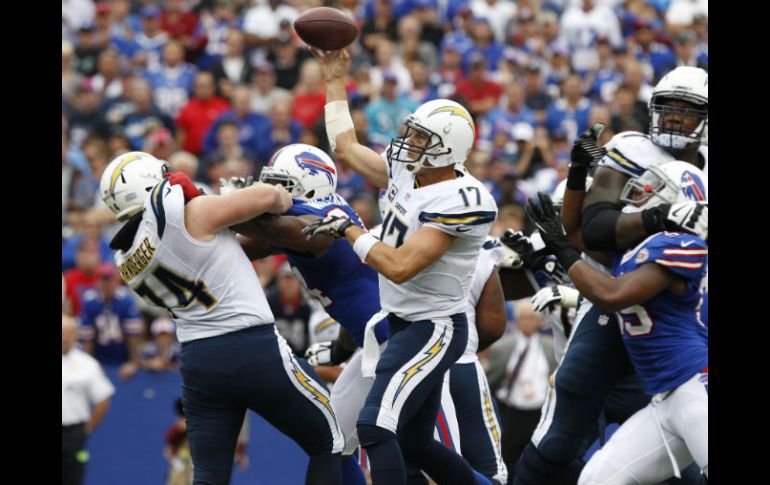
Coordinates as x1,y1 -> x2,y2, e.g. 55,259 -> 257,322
109,152 -> 144,195
681,171 -> 706,201
295,151 -> 336,185
429,106 -> 475,131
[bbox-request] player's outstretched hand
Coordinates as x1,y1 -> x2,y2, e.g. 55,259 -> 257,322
305,342 -> 333,366
661,201 -> 708,240
570,122 -> 606,169
302,215 -> 354,239
501,230 -> 534,258
525,193 -> 571,256
309,47 -> 350,82
219,176 -> 254,196
164,172 -> 202,202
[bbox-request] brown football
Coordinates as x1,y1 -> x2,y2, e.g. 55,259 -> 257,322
293,7 -> 359,51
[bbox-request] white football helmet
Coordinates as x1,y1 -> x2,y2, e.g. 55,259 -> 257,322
649,66 -> 708,151
387,99 -> 475,172
100,151 -> 168,221
620,160 -> 708,210
259,144 -> 337,200
551,176 -> 594,211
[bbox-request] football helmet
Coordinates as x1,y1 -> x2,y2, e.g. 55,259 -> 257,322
259,144 -> 338,200
649,66 -> 708,151
551,176 -> 594,211
620,160 -> 708,210
100,151 -> 168,221
386,99 -> 475,172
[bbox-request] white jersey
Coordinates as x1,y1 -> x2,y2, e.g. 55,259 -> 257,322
115,179 -> 274,343
378,152 -> 498,321
459,238 -> 505,364
599,131 -> 708,178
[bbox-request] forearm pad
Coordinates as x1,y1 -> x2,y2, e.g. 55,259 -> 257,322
329,339 -> 355,365
581,202 -> 622,251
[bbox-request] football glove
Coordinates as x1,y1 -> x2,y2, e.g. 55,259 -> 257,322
302,215 -> 354,239
164,172 -> 203,202
219,176 -> 255,196
570,122 -> 606,169
305,342 -> 333,366
663,201 -> 708,240
526,193 -> 582,270
531,285 -> 580,313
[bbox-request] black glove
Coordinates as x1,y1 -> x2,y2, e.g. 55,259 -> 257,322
501,230 -> 534,258
525,193 -> 582,270
567,123 -> 606,191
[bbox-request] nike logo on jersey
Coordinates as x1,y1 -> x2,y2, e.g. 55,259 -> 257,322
681,240 -> 696,247
456,227 -> 471,232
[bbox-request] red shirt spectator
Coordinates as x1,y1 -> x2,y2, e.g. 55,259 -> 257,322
64,239 -> 102,316
455,54 -> 503,120
160,0 -> 199,46
175,72 -> 230,155
291,92 -> 326,130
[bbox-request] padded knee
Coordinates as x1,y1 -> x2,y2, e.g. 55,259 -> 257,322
357,423 -> 395,448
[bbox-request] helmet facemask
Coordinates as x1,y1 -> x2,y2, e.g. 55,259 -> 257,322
259,168 -> 306,198
387,116 -> 451,172
649,95 -> 708,151
620,168 -> 673,210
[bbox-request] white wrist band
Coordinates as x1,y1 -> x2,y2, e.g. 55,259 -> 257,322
352,233 -> 378,262
325,100 -> 354,151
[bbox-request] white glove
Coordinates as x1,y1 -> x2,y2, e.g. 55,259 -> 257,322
496,239 -> 524,269
219,176 -> 254,196
664,201 -> 708,240
305,342 -> 333,366
301,215 -> 354,239
531,285 -> 580,313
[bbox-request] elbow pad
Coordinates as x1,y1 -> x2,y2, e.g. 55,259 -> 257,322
582,202 -> 621,251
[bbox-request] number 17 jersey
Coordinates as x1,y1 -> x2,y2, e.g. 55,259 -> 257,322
378,154 -> 497,322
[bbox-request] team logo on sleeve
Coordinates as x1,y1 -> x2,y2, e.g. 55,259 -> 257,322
681,171 -> 706,201
295,151 -> 336,185
636,248 -> 650,264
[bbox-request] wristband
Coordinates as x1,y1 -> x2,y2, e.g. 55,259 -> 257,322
325,100 -> 354,151
353,233 -> 379,261
566,165 -> 588,191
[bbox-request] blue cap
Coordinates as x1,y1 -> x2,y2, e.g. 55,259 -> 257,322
141,5 -> 161,18
382,70 -> 398,83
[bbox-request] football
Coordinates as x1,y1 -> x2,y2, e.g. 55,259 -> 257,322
293,7 -> 359,51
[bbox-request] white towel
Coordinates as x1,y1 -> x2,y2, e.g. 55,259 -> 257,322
361,309 -> 389,378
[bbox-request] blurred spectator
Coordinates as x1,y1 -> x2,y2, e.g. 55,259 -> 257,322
480,83 -> 537,145
73,24 -> 104,77
175,71 -> 230,155
143,127 -> 179,161
370,39 -> 414,94
254,98 -> 304,164
407,58 -> 439,104
586,35 -> 625,103
68,80 -> 111,148
361,0 -> 399,56
486,300 -> 556,481
62,0 -> 96,40
455,53 -> 503,119
139,317 -> 181,373
168,151 -> 214,193
195,0 -> 244,69
249,63 -> 292,115
202,121 -> 258,182
492,170 -> 529,208
544,73 -> 593,142
134,5 -> 169,72
64,239 -> 102,329
666,0 -> 708,31
471,0 -> 517,44
664,29 -> 708,72
209,29 -> 254,99
268,263 -> 313,356
351,195 -> 380,229
145,40 -> 198,118
542,44 -> 572,99
522,61 -> 552,125
631,19 -> 675,83
62,313 -> 115,485
107,0 -> 141,42
204,85 -> 269,160
160,0 -> 203,55
291,60 -> 326,130
559,0 -> 622,72
490,203 -> 526,238
397,15 -> 438,70
243,0 -> 299,65
90,49 -> 124,100
365,72 -> 419,148
99,76 -> 137,126
70,137 -> 111,211
122,78 -> 176,150
436,39 -> 464,98
267,33 -> 313,91
465,16 -> 504,72
63,40 -> 84,104
609,82 -> 649,134
62,210 -> 113,271
78,263 -> 144,379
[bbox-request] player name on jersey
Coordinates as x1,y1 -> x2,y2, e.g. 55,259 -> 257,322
119,237 -> 156,281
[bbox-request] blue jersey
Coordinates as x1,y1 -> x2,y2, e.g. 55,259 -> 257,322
276,194 -> 389,347
613,232 -> 708,395
144,64 -> 198,117
79,287 -> 145,365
